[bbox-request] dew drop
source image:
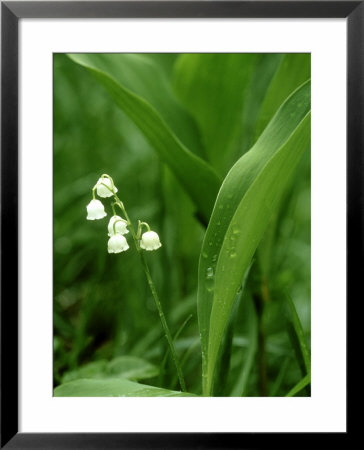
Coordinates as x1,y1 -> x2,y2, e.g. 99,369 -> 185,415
205,267 -> 214,292
232,223 -> 241,235
206,283 -> 214,293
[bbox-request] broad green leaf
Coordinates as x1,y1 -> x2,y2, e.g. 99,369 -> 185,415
140,53 -> 180,80
70,53 -> 203,156
240,53 -> 310,285
54,378 -> 195,397
208,113 -> 311,395
255,53 -> 311,140
62,360 -> 108,384
197,81 -> 311,395
285,294 -> 311,374
173,54 -> 258,174
61,356 -> 159,384
257,148 -> 310,286
68,54 -> 221,224
107,356 -> 159,380
286,373 -> 311,397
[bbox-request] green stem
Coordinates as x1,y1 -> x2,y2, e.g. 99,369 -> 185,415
113,194 -> 187,392
137,220 -> 151,239
139,251 -> 186,392
253,292 -> 268,396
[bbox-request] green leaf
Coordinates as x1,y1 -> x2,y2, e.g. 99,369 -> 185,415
70,54 -> 203,156
54,378 -> 195,397
68,53 -> 221,224
140,53 -> 180,80
238,54 -> 284,156
286,373 -> 311,397
230,296 -> 258,396
214,262 -> 253,396
285,294 -> 311,375
173,54 -> 259,173
197,81 -> 311,395
61,360 -> 108,384
209,115 -> 311,395
61,356 -> 159,384
270,357 -> 291,397
255,53 -> 311,140
107,356 -> 159,380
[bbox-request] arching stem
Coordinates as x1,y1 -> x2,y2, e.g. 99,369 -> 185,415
112,193 -> 186,392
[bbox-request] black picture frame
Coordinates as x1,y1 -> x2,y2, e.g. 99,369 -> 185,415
1,1 -> 359,448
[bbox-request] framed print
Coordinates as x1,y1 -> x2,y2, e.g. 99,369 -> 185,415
1,1 -> 359,447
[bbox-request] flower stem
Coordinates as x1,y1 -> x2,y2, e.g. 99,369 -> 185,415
113,194 -> 187,392
139,252 -> 187,392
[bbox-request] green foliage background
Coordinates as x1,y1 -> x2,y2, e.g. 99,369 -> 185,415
54,53 -> 310,397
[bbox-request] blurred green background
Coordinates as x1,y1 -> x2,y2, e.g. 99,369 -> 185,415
53,53 -> 310,396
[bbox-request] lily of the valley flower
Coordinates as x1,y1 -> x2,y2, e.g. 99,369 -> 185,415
96,177 -> 118,198
108,216 -> 129,236
140,230 -> 162,251
86,199 -> 107,220
108,234 -> 129,254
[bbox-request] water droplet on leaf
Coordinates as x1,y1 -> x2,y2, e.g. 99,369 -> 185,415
205,267 -> 214,292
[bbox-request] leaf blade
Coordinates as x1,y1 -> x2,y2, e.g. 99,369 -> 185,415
230,296 -> 258,396
173,53 -> 259,173
255,53 -> 311,140
285,294 -> 311,375
68,53 -> 221,224
207,112 -> 311,394
54,378 -> 195,397
197,80 -> 311,395
285,374 -> 311,397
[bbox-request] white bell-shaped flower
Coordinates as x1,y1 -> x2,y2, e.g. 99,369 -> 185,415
107,234 -> 129,254
108,216 -> 129,236
140,231 -> 162,251
86,199 -> 107,220
96,177 -> 118,198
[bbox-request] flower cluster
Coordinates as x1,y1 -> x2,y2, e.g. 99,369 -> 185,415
86,174 -> 162,254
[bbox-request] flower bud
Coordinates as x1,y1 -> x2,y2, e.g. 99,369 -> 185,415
96,177 -> 118,198
86,199 -> 107,220
108,216 -> 129,236
107,234 -> 129,253
140,231 -> 162,251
